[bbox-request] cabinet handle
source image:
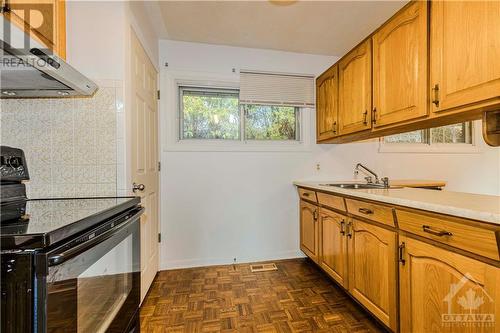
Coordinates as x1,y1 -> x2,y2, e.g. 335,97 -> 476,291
347,221 -> 353,238
313,210 -> 318,221
432,84 -> 440,107
358,207 -> 374,215
1,0 -> 10,13
332,121 -> 337,134
372,108 -> 377,124
302,192 -> 310,197
340,220 -> 346,235
399,242 -> 406,265
422,225 -> 452,237
362,110 -> 368,125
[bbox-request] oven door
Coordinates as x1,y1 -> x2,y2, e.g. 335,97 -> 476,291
35,208 -> 143,333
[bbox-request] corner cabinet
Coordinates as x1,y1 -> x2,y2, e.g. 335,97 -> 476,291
399,236 -> 499,333
430,1 -> 500,115
316,65 -> 339,141
2,0 -> 66,59
348,219 -> 398,331
372,0 -> 428,128
299,200 -> 319,263
338,39 -> 372,136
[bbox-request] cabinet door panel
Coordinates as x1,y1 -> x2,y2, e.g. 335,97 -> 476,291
373,1 -> 428,127
399,236 -> 499,333
348,219 -> 397,331
430,1 -> 500,113
338,40 -> 372,135
3,0 -> 66,58
300,200 -> 319,263
316,65 -> 339,141
319,209 -> 347,287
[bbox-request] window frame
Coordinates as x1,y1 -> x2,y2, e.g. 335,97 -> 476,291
179,85 -> 302,143
162,70 -> 312,152
378,121 -> 482,154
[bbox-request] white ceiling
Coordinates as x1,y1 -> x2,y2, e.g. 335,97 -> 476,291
155,1 -> 408,56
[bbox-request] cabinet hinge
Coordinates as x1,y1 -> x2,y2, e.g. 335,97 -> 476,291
158,161 -> 161,172
158,233 -> 161,243
157,90 -> 160,100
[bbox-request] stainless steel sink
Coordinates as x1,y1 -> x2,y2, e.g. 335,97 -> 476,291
319,183 -> 395,189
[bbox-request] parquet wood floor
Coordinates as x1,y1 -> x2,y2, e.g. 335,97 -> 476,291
140,258 -> 388,333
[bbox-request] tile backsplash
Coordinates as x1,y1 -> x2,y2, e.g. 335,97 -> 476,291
0,85 -> 121,198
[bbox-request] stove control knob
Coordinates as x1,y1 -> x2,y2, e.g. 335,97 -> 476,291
7,156 -> 21,168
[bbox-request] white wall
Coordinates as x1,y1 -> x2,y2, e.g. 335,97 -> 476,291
159,40 -> 500,270
66,1 -> 126,80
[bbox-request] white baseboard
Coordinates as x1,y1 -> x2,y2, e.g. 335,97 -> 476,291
160,250 -> 306,270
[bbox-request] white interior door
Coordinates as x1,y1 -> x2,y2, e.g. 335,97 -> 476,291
130,29 -> 159,302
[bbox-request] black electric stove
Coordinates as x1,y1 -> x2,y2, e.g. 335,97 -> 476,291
0,146 -> 143,333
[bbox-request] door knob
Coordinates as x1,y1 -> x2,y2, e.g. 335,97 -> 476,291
132,183 -> 145,193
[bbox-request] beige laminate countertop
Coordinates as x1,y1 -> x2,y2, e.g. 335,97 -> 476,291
294,181 -> 500,225
389,179 -> 447,188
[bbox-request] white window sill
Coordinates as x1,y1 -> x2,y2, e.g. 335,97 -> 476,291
378,143 -> 482,154
165,139 -> 312,152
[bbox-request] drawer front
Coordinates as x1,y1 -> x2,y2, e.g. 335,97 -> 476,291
397,209 -> 500,261
298,188 -> 317,203
346,198 -> 395,227
317,192 -> 346,212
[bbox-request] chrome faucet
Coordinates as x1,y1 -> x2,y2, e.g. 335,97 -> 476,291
354,163 -> 389,187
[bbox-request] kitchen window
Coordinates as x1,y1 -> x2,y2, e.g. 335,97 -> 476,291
179,86 -> 300,142
379,121 -> 479,153
180,87 -> 240,140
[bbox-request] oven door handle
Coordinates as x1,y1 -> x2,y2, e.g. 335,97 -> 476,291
48,207 -> 144,266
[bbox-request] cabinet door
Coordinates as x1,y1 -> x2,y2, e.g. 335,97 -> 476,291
300,200 -> 319,263
372,1 -> 428,127
3,0 -> 66,59
316,65 -> 339,141
348,219 -> 397,331
430,1 -> 500,114
338,39 -> 372,135
399,236 -> 499,333
319,208 -> 347,287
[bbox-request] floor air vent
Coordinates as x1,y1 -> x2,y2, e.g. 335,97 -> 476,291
250,263 -> 278,272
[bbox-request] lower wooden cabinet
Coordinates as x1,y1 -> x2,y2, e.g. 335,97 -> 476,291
399,236 -> 499,333
316,210 -> 397,330
299,200 -> 319,263
319,208 -> 348,287
348,219 -> 398,331
298,188 -> 499,332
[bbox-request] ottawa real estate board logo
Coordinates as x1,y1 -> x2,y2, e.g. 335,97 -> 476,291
442,273 -> 495,329
2,2 -> 54,55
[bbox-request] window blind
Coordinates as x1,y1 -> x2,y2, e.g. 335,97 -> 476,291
239,71 -> 315,107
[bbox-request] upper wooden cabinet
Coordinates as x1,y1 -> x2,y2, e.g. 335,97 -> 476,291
430,1 -> 500,114
316,65 -> 339,141
316,0 -> 500,144
2,0 -> 66,59
399,236 -> 499,333
338,39 -> 372,135
372,1 -> 428,127
299,200 -> 319,263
